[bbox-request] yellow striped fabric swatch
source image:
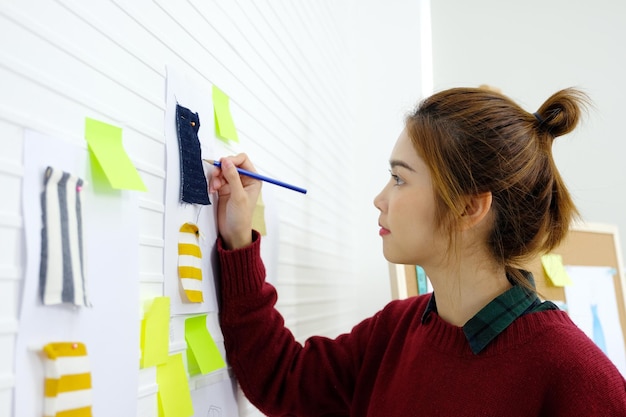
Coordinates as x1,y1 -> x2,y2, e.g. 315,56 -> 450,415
43,342 -> 92,417
178,222 -> 203,303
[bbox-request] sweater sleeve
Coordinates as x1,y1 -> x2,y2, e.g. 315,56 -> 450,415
542,322 -> 626,416
217,232 -> 379,416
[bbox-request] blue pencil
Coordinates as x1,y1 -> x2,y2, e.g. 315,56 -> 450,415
204,159 -> 307,194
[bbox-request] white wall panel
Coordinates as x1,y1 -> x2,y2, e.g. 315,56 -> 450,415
0,1 -> 423,415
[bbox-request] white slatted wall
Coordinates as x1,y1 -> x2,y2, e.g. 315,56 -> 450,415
1,0 -> 425,415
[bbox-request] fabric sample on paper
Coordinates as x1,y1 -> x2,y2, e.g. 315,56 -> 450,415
178,222 -> 204,303
43,342 -> 92,417
39,166 -> 90,307
175,104 -> 210,205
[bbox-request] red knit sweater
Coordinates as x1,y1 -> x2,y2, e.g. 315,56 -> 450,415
218,235 -> 626,416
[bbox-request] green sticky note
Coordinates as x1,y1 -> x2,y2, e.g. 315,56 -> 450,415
84,117 -> 147,191
140,297 -> 170,368
185,314 -> 226,376
212,85 -> 239,143
87,145 -> 111,193
252,191 -> 267,236
541,254 -> 573,287
157,354 -> 194,417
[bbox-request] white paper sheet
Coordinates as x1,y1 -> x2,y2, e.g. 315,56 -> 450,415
191,377 -> 240,417
164,66 -> 282,313
564,265 -> 626,375
164,66 -> 222,315
15,130 -> 140,416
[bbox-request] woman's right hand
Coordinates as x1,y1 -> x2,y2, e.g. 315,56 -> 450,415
209,153 -> 262,250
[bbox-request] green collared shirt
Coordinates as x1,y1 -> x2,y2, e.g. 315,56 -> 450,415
421,272 -> 558,354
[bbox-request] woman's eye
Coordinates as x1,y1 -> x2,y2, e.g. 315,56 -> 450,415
389,170 -> 405,185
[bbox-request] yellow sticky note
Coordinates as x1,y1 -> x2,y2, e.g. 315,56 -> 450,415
157,354 -> 194,417
140,297 -> 170,368
184,314 -> 226,376
212,85 -> 239,143
252,191 -> 267,236
84,117 -> 147,191
541,254 -> 573,287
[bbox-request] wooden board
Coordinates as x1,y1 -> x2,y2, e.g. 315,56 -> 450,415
524,223 -> 626,347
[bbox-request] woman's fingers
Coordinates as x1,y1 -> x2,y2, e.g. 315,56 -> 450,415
209,153 -> 257,194
219,158 -> 245,197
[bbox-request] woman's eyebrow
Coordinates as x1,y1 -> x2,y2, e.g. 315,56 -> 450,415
389,159 -> 415,172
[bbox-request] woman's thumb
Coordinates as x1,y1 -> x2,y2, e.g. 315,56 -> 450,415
221,159 -> 244,195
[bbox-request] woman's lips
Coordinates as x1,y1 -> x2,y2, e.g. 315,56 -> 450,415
379,227 -> 390,236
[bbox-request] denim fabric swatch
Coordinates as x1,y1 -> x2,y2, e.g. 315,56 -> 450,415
175,104 -> 210,205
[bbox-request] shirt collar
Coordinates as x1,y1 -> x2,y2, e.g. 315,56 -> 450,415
421,271 -> 540,354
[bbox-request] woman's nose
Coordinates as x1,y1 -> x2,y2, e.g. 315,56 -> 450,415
373,186 -> 386,212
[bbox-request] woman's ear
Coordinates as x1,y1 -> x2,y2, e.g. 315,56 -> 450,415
460,192 -> 493,230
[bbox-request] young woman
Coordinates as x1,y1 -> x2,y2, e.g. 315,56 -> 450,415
209,87 -> 626,416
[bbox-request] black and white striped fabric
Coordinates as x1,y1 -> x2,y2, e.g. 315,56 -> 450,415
39,166 -> 90,307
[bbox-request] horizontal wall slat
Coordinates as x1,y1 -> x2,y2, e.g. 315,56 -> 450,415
0,1 -> 392,416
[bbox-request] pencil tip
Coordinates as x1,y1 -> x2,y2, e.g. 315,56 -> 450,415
203,159 -> 215,165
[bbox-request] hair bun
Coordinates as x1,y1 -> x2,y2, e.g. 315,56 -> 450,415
534,88 -> 590,138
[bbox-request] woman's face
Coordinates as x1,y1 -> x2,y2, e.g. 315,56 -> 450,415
374,129 -> 443,266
